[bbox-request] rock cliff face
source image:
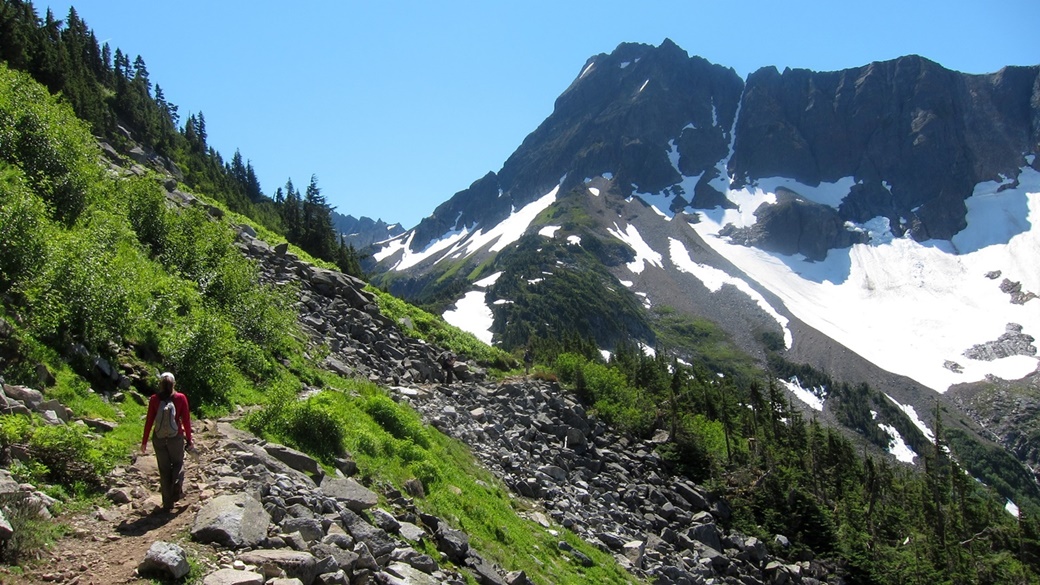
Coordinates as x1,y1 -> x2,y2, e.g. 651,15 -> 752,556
732,57 -> 1040,242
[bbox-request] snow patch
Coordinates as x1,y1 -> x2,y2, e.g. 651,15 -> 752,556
608,223 -> 663,274
539,225 -> 561,238
885,394 -> 936,445
443,291 -> 494,345
567,235 -> 581,245
381,229 -> 471,272
588,187 -> 600,196
1006,499 -> 1020,517
669,238 -> 793,349
451,185 -> 559,257
474,271 -> 503,288
638,79 -> 649,93
579,61 -> 595,79
779,377 -> 825,412
878,423 -> 917,464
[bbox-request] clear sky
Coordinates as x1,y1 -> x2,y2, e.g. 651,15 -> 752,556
50,1 -> 1038,229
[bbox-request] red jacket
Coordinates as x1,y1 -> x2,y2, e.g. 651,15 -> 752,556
141,391 -> 192,448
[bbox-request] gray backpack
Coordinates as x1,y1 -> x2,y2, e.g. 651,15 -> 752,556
153,396 -> 180,439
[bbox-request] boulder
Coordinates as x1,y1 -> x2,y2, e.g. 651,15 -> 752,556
320,477 -> 378,511
435,525 -> 470,563
191,493 -> 270,549
138,541 -> 190,579
265,443 -> 324,482
202,569 -> 265,585
237,550 -> 318,585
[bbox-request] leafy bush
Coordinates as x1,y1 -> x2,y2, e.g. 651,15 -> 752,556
0,166 -> 49,294
410,459 -> 442,488
279,399 -> 345,463
363,394 -> 430,448
0,65 -> 102,225
0,414 -> 33,451
161,308 -> 239,410
0,491 -> 62,563
0,417 -> 115,490
30,211 -> 152,349
554,352 -> 655,437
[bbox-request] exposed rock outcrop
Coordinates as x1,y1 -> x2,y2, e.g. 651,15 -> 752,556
963,323 -> 1037,361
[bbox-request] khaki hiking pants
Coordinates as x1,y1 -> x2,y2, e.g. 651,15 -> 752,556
152,434 -> 185,509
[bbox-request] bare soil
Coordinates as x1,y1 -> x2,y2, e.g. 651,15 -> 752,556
0,423 -> 224,585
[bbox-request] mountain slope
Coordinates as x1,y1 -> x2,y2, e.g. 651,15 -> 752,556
367,40 -> 1040,492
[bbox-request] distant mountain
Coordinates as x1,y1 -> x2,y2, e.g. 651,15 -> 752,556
331,210 -> 405,249
365,39 -> 1040,489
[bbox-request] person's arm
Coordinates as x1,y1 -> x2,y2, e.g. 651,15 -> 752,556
176,392 -> 193,446
141,395 -> 158,452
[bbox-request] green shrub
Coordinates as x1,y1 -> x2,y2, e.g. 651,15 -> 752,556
363,394 -> 430,448
161,308 -> 238,410
0,166 -> 49,293
410,459 -> 441,488
280,399 -> 345,463
33,211 -> 152,349
25,423 -> 112,489
121,176 -> 170,256
0,65 -> 101,225
0,414 -> 33,450
0,491 -> 62,563
353,431 -> 381,457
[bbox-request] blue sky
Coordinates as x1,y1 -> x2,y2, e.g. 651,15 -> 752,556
52,1 -> 1038,229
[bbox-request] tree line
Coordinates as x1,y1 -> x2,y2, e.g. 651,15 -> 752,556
553,345 -> 1040,584
0,0 -> 363,276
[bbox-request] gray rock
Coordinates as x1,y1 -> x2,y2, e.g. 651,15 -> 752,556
316,569 -> 349,585
202,569 -> 266,585
321,477 -> 378,511
0,509 -> 12,540
237,550 -> 318,585
2,385 -> 42,408
138,541 -> 190,579
265,443 -> 325,482
689,522 -> 722,553
371,508 -> 401,533
339,508 -> 396,557
191,493 -> 270,549
383,561 -> 442,585
282,517 -> 325,543
391,547 -> 437,573
310,542 -> 359,571
398,521 -> 427,542
435,525 -> 470,563
465,551 -> 507,585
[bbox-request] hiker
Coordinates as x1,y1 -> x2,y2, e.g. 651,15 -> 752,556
439,350 -> 456,384
140,372 -> 192,511
524,346 -> 533,376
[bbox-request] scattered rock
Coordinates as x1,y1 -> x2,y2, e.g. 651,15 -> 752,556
138,541 -> 190,579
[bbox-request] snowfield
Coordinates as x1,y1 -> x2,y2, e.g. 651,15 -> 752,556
690,168 -> 1040,393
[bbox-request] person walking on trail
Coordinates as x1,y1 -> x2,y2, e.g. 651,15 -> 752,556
439,350 -> 456,384
141,372 -> 192,511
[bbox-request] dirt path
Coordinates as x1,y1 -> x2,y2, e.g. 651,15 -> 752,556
0,422 -> 223,585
